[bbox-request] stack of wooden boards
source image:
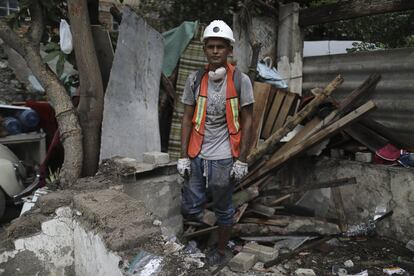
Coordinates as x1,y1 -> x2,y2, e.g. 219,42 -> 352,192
183,74 -> 383,245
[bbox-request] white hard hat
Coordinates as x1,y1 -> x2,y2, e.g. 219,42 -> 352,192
202,20 -> 235,43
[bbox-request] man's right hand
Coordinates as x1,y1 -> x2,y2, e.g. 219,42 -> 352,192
177,158 -> 191,178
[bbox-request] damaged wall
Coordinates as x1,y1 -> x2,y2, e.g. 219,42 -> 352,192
0,207 -> 123,276
0,189 -> 162,276
285,158 -> 414,243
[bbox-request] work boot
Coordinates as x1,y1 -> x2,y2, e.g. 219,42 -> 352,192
206,248 -> 232,267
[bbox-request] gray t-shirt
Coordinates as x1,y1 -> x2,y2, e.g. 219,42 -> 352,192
182,70 -> 255,160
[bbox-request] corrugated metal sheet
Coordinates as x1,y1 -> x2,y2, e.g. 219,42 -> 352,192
303,48 -> 414,148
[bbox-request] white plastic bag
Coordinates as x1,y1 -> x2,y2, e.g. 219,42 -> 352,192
59,19 -> 73,54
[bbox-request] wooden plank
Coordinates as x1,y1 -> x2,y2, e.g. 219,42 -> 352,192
241,217 -> 288,227
299,0 -> 414,27
183,226 -> 219,239
344,122 -> 389,152
234,203 -> 248,223
263,87 -> 277,124
246,100 -> 376,184
269,194 -> 292,206
261,90 -> 286,139
249,82 -> 271,152
247,75 -> 344,166
276,73 -> 381,156
272,92 -> 297,132
233,185 -> 259,208
331,187 -> 347,232
264,177 -> 357,195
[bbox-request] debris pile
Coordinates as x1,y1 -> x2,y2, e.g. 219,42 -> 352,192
180,74 -> 414,274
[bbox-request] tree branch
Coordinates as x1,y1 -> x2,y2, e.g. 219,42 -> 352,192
28,0 -> 44,46
0,20 -> 27,57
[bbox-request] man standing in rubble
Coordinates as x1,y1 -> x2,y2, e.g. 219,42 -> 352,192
177,20 -> 254,266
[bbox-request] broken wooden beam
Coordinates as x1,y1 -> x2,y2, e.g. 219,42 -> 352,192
262,177 -> 357,195
233,217 -> 341,236
247,75 -> 344,166
183,226 -> 219,239
233,185 -> 260,208
245,100 -> 376,185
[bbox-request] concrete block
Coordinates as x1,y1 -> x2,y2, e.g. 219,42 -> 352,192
201,209 -> 216,226
228,252 -> 257,273
294,268 -> 316,276
143,152 -> 170,165
242,242 -> 278,262
406,240 -> 414,252
355,152 -> 372,163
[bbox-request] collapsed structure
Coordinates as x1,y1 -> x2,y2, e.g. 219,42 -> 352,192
0,1 -> 413,275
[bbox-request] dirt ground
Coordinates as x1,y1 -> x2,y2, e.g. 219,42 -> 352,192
257,236 -> 414,275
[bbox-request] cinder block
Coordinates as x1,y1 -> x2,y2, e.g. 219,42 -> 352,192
355,152 -> 372,163
201,209 -> 216,226
143,152 -> 170,165
228,252 -> 257,273
294,268 -> 316,276
242,242 -> 278,262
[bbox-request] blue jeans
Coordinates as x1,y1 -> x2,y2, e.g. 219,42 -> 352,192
181,157 -> 235,226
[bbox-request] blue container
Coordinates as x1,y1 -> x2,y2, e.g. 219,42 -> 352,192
18,108 -> 40,129
3,116 -> 22,135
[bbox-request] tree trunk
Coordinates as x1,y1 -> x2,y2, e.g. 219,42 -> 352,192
68,0 -> 105,176
0,22 -> 83,186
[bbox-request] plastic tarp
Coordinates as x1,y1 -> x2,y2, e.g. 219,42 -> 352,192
162,21 -> 198,77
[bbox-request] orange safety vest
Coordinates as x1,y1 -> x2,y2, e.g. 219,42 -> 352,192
187,63 -> 241,158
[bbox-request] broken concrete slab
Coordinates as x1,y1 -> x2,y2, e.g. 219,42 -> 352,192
242,242 -> 278,262
228,252 -> 257,273
122,174 -> 182,237
73,189 -> 160,252
143,151 -> 170,165
35,190 -> 73,215
100,7 -> 163,162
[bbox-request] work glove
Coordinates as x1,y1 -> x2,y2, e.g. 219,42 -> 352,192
230,160 -> 248,182
177,157 -> 191,178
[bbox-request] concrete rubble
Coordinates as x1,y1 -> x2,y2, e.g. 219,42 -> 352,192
228,252 -> 257,273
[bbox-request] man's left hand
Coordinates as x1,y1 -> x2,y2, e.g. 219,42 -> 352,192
230,160 -> 248,181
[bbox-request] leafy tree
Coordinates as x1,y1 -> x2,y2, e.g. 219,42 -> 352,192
0,0 -> 83,186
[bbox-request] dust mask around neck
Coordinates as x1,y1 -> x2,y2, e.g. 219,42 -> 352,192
208,67 -> 226,81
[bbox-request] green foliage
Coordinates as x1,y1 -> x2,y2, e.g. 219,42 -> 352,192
42,50 -> 60,63
56,52 -> 66,78
346,42 -> 385,53
303,1 -> 414,49
132,0 -> 240,32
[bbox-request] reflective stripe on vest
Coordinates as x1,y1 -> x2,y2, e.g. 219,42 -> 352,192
188,63 -> 241,158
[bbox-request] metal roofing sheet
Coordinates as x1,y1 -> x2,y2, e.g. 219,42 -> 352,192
303,48 -> 414,148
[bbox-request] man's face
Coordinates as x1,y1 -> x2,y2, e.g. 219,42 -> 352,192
203,38 -> 232,69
